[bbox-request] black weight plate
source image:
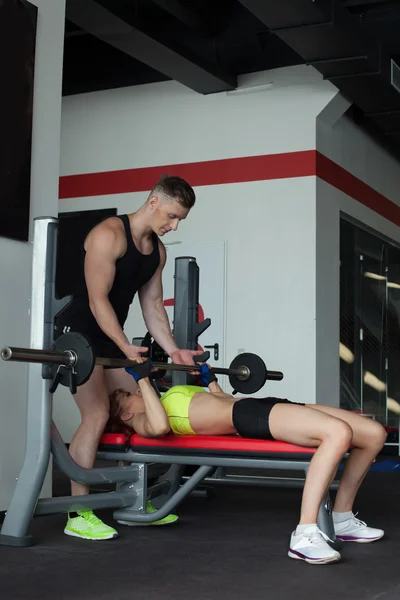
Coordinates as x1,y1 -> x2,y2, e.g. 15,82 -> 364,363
140,332 -> 152,359
151,341 -> 169,364
52,332 -> 95,388
142,332 -> 168,380
229,352 -> 268,394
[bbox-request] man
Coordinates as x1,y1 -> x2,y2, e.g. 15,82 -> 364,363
56,175 -> 201,540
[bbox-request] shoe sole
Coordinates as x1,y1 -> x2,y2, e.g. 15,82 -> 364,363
64,529 -> 119,540
337,534 -> 384,544
117,519 -> 178,527
288,550 -> 341,565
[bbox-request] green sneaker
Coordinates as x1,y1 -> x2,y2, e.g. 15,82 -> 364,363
117,502 -> 179,527
64,510 -> 119,540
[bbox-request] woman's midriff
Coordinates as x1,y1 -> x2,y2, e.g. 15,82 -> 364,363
188,393 -> 237,435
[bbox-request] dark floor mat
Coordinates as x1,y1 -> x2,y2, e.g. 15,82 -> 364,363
0,473 -> 399,600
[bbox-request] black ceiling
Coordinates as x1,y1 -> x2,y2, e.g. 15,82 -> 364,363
62,0 -> 400,159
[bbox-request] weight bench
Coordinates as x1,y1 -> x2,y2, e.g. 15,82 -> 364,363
97,432 -> 343,549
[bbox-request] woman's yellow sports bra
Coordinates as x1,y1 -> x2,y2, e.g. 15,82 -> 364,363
160,385 -> 205,435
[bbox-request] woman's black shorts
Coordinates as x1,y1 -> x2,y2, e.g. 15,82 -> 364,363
232,397 -> 305,441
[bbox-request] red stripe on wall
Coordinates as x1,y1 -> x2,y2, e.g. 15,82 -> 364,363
59,149 -> 400,226
58,150 -> 317,199
315,152 -> 400,227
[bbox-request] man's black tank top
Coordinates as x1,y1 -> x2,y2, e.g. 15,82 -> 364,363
56,215 -> 160,341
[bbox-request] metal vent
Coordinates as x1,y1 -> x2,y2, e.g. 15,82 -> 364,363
391,59 -> 400,93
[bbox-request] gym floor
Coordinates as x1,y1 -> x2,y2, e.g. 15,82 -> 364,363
1,469 -> 399,600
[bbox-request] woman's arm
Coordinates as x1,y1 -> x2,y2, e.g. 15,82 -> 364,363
132,378 -> 170,437
199,363 -> 233,399
207,380 -> 232,398
126,361 -> 170,437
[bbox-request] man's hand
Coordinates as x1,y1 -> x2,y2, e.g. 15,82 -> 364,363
170,349 -> 203,366
170,349 -> 203,376
123,344 -> 149,361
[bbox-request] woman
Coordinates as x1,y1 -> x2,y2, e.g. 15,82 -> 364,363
107,359 -> 386,565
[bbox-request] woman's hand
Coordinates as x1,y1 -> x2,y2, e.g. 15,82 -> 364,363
198,363 -> 218,386
125,358 -> 153,382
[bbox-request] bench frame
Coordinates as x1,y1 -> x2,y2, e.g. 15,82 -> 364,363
96,445 -> 338,547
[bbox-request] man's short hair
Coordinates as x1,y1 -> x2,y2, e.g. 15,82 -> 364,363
150,175 -> 196,209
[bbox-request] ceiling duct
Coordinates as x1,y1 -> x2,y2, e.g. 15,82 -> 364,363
239,0 -> 400,155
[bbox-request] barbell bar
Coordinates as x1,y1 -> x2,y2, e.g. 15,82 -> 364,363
1,331 -> 284,395
1,346 -> 76,366
1,346 -> 250,377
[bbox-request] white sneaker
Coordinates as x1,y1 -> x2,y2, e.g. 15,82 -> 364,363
289,524 -> 341,565
334,513 -> 384,543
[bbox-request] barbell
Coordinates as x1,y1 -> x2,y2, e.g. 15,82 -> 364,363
0,331 -> 283,395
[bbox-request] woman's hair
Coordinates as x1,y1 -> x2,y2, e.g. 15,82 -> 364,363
106,389 -> 135,436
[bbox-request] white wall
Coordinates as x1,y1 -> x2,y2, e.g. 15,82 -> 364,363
0,0 -> 66,511
315,182 -> 341,407
60,64 -> 333,176
316,93 -> 400,408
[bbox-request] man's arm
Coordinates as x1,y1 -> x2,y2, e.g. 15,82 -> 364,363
138,242 -> 179,356
131,379 -> 170,438
138,241 -> 202,366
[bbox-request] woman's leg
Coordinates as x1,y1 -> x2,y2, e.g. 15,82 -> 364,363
304,405 -> 386,543
268,404 -> 353,525
268,404 -> 353,564
307,405 -> 387,513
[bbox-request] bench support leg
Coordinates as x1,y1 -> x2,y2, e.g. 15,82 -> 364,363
317,491 -> 343,551
114,465 -> 213,523
116,463 -> 148,515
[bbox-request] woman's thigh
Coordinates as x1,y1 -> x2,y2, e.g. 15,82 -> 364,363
268,403 -> 350,447
306,404 -> 386,448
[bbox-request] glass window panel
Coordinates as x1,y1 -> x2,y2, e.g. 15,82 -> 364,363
359,243 -> 387,423
386,246 -> 400,428
340,219 -> 400,429
340,221 -> 361,411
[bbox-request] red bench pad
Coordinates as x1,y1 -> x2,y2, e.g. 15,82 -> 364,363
98,433 -> 317,458
128,433 -> 317,457
99,433 -> 128,446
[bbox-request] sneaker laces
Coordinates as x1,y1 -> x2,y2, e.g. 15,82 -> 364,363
303,527 -> 333,546
351,512 -> 367,528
